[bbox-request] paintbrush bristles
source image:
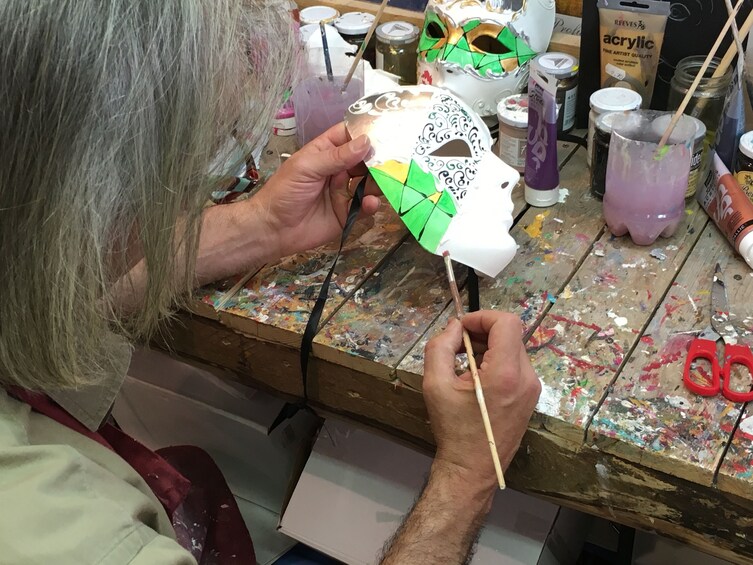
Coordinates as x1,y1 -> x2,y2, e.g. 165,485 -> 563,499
341,0 -> 390,92
442,252 -> 506,490
658,0 -> 744,150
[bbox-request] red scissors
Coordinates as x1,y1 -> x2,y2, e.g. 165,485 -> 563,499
683,264 -> 753,402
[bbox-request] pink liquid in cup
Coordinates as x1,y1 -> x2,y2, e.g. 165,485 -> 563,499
292,76 -> 364,147
603,111 -> 694,246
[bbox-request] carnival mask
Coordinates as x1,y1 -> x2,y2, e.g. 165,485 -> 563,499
345,86 -> 518,278
417,0 -> 555,117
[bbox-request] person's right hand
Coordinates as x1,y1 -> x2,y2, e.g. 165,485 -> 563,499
422,311 -> 541,491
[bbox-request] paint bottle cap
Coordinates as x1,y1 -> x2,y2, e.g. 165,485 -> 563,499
533,52 -> 579,79
589,87 -> 643,114
739,131 -> 753,160
299,5 -> 340,25
738,231 -> 753,271
497,94 -> 529,129
595,111 -> 627,135
376,21 -> 419,45
334,12 -> 374,35
524,185 -> 559,208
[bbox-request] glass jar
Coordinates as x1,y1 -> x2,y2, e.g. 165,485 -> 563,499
496,94 -> 528,173
375,21 -> 419,85
335,12 -> 376,68
587,87 -> 642,168
667,56 -> 732,157
533,52 -> 579,133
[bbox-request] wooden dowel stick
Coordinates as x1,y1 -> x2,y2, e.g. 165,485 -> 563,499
442,252 -> 506,490
714,8 -> 753,78
658,0 -> 744,150
341,0 -> 389,92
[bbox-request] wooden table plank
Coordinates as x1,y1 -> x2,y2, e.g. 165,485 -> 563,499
528,205 -> 709,443
397,145 -> 600,390
587,225 -> 750,485
312,239 -> 457,380
214,206 -> 407,346
719,404 -> 753,499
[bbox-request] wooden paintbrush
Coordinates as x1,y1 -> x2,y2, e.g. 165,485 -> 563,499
657,0 -> 745,151
341,0 -> 390,92
442,251 -> 506,490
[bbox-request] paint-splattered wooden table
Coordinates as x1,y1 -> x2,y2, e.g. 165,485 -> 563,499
162,134 -> 753,563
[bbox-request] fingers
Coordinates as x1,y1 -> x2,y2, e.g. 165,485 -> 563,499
462,310 -> 523,351
424,318 -> 463,386
303,124 -> 371,178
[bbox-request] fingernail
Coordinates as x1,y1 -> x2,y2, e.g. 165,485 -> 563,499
352,134 -> 370,152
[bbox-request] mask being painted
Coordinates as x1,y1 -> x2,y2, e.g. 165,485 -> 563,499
417,0 -> 555,118
345,85 -> 518,277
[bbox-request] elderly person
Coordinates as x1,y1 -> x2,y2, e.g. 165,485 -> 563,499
0,1 -> 540,564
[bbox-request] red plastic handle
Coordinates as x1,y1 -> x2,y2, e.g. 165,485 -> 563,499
722,344 -> 753,403
683,339 -> 721,396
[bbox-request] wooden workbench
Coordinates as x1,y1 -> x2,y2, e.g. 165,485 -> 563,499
161,134 -> 753,563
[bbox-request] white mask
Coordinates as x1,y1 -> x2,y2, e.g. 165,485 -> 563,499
345,85 -> 518,277
417,0 -> 555,117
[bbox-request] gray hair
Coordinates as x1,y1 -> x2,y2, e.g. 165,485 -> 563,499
0,0 -> 297,390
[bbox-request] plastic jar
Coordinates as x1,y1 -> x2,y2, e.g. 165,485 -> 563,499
299,5 -> 339,25
334,12 -> 376,67
496,94 -> 528,173
734,131 -> 753,202
375,21 -> 419,85
532,52 -> 579,133
667,56 -> 732,155
651,114 -> 707,199
587,87 -> 642,168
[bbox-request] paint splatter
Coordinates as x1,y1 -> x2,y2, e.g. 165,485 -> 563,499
607,310 -> 628,327
524,212 -> 549,239
650,248 -> 667,261
558,188 -> 570,203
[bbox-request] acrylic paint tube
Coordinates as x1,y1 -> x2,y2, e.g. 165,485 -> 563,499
525,64 -> 559,207
597,0 -> 670,108
697,152 -> 753,270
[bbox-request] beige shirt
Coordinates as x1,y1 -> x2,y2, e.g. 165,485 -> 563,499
0,387 -> 196,564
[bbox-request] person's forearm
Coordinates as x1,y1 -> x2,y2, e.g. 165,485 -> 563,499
380,461 -> 495,565
114,197 -> 279,311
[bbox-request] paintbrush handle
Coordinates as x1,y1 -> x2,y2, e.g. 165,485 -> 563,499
658,0 -> 744,150
341,0 -> 390,92
715,8 -> 753,79
463,329 -> 507,490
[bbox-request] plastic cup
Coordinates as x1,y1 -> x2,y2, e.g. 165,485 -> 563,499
603,111 -> 695,245
291,51 -> 364,147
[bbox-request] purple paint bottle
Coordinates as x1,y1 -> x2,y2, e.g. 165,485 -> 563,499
525,64 -> 559,207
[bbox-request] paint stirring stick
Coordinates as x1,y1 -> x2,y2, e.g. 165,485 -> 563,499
341,0 -> 390,92
657,0 -> 744,152
715,7 -> 753,79
320,22 -> 334,82
442,251 -> 506,490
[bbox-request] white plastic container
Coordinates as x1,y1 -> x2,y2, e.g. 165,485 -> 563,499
587,87 -> 642,167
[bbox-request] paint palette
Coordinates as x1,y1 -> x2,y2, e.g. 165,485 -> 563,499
345,85 -> 519,278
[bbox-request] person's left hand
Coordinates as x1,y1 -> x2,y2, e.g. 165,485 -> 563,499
252,122 -> 381,260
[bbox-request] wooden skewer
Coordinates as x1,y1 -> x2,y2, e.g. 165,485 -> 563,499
340,0 -> 389,92
657,0 -> 745,151
714,8 -> 753,79
442,251 -> 506,490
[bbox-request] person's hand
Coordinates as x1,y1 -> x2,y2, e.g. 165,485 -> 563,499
252,122 -> 381,261
422,311 -> 541,491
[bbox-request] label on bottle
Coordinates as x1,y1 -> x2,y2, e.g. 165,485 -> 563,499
736,171 -> 753,202
498,132 -> 526,171
562,86 -> 578,132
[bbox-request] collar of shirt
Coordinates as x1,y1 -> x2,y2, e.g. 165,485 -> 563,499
48,334 -> 133,432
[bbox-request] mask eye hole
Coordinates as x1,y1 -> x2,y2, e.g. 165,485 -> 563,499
430,139 -> 472,158
426,21 -> 445,40
471,34 -> 510,55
